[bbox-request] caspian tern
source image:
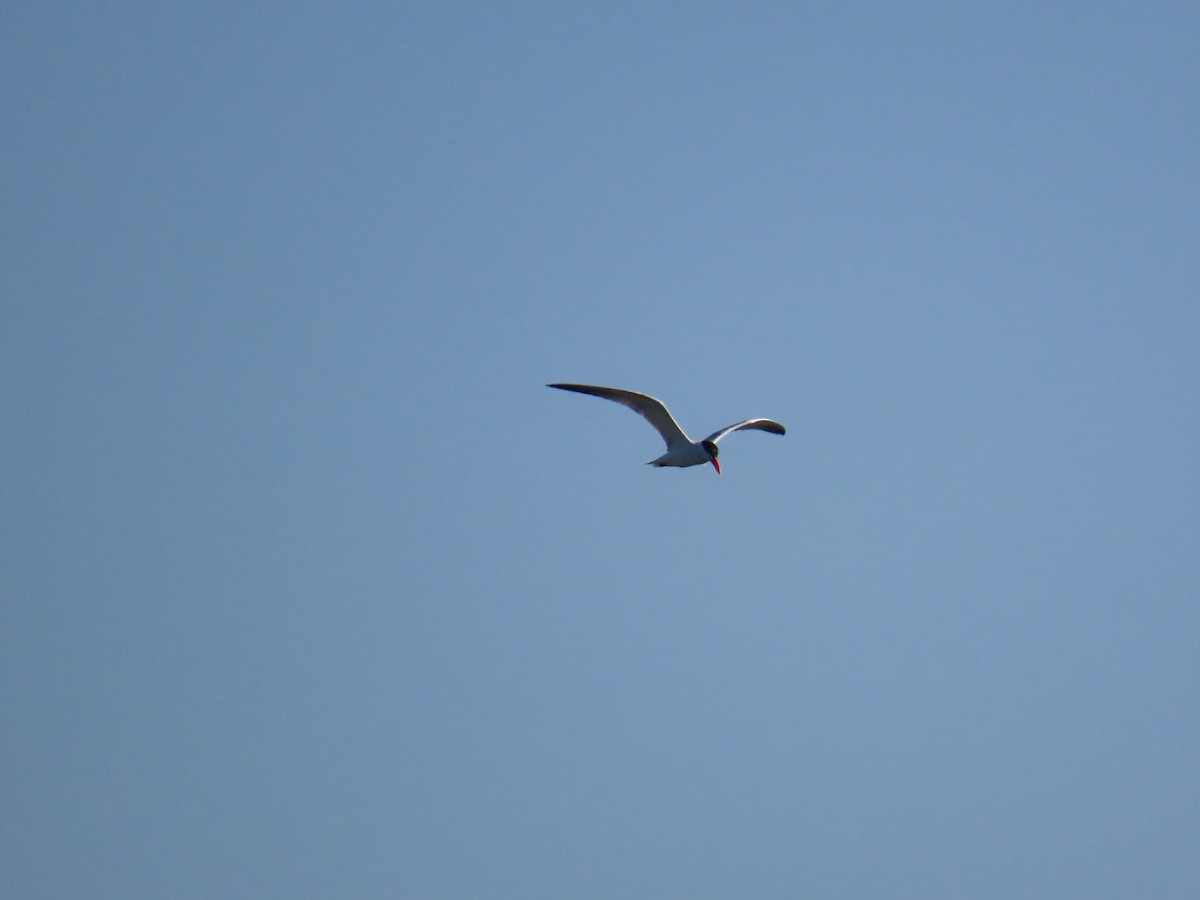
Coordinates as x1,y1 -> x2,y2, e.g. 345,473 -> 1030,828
548,383 -> 786,474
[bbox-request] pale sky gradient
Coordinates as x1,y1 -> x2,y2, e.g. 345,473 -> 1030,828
4,3 -> 1198,898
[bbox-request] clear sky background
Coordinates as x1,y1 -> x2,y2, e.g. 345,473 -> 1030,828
3,3 -> 1198,898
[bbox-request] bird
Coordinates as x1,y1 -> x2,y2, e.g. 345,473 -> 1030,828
547,383 -> 785,474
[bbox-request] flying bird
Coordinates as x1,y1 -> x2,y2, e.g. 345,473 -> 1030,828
548,383 -> 785,474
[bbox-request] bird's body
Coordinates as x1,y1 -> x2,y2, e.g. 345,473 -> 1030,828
547,383 -> 785,474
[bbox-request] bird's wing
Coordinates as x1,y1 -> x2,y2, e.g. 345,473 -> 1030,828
703,418 -> 787,444
547,383 -> 691,448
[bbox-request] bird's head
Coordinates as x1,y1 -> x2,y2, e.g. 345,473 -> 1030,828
701,440 -> 721,475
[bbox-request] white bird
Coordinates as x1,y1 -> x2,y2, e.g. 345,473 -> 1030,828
548,383 -> 786,474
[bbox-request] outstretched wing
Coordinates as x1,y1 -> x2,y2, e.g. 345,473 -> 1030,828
703,418 -> 786,444
547,383 -> 692,449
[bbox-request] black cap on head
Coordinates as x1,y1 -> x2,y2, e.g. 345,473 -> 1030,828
701,440 -> 719,459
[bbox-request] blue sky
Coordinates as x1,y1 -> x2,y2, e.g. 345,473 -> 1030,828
3,3 -> 1198,897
